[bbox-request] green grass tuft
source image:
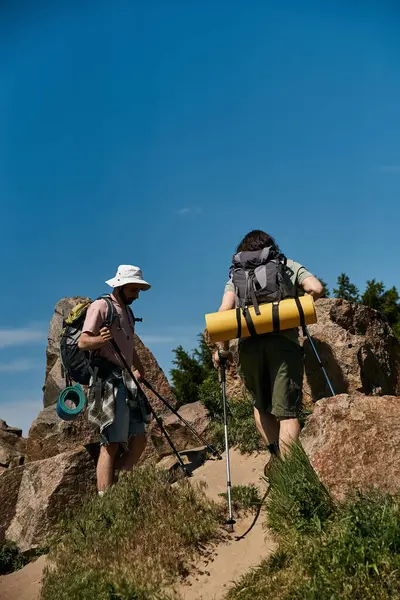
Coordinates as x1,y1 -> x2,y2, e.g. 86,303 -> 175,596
219,484 -> 263,515
226,443 -> 400,600
266,442 -> 333,537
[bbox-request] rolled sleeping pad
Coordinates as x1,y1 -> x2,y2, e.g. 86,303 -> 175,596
205,295 -> 317,343
56,383 -> 86,421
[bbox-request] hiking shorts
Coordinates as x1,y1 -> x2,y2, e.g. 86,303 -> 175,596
238,333 -> 303,419
101,382 -> 146,445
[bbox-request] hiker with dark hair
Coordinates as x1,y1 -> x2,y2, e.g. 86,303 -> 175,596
214,230 -> 323,460
78,265 -> 151,495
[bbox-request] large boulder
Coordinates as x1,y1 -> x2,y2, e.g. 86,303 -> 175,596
43,296 -> 175,414
301,298 -> 400,402
301,393 -> 400,502
0,420 -> 26,471
205,299 -> 400,403
26,405 -> 98,463
5,447 -> 96,552
0,466 -> 25,543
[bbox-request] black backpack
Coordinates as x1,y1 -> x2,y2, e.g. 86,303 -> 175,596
229,246 -> 296,317
59,295 -> 117,386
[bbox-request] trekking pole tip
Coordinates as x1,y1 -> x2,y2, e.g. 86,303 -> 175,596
226,519 -> 235,533
211,448 -> 223,460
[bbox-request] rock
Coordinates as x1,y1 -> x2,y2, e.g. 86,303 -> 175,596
26,405 -> 98,463
300,298 -> 400,402
134,335 -> 177,412
0,420 -> 23,437
149,401 -> 211,458
6,447 -> 96,552
43,296 -> 175,415
43,296 -> 89,408
205,299 -> 400,403
0,466 -> 25,543
301,393 -> 400,502
0,422 -> 26,469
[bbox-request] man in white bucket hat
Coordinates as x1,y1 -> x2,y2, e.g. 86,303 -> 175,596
79,265 -> 151,495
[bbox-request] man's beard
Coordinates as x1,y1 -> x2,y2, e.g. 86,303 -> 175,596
119,288 -> 137,305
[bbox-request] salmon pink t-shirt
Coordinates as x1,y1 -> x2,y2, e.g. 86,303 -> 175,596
82,294 -> 135,368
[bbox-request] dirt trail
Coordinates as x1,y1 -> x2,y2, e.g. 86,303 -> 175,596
178,448 -> 276,600
0,449 -> 274,600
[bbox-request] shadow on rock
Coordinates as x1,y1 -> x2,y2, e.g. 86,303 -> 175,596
303,338 -> 349,401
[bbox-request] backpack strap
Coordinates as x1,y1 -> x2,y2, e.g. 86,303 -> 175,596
97,294 -> 117,328
243,308 -> 257,337
235,308 -> 242,338
272,302 -> 280,333
294,296 -> 307,336
246,272 -> 261,316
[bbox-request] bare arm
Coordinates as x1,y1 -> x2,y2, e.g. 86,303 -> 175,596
78,328 -> 112,350
301,275 -> 324,299
217,291 -> 236,353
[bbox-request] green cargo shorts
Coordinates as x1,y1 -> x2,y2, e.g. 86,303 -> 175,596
238,333 -> 304,419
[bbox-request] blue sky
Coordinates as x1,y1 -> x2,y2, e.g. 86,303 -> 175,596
1,1 -> 399,434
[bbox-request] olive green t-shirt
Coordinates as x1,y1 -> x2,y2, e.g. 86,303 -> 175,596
224,259 -> 314,344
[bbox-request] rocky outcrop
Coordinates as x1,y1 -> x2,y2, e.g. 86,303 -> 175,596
0,420 -> 26,471
301,298 -> 400,402
206,299 -> 400,403
5,448 -> 96,552
301,393 -> 400,502
0,296 -> 208,554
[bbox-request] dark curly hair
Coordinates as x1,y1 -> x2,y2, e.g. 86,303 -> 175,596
236,229 -> 280,253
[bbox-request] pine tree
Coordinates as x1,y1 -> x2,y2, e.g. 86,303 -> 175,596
316,277 -> 330,298
361,279 -> 385,311
169,345 -> 204,406
193,333 -> 214,378
381,286 -> 400,326
333,273 -> 360,303
360,280 -> 400,339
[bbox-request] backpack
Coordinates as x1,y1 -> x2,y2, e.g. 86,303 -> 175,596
59,295 -> 117,386
229,246 -> 297,317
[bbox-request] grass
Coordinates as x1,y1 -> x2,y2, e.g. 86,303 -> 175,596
266,442 -> 333,537
199,371 -> 263,454
219,484 -> 263,515
40,466 -> 224,600
226,443 -> 400,600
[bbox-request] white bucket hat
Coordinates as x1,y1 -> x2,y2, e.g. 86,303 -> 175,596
105,265 -> 151,291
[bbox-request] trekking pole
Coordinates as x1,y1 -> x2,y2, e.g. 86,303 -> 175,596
146,403 -> 191,477
293,298 -> 335,398
219,356 -> 236,533
142,379 -> 222,460
109,340 -> 191,477
304,326 -> 335,397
